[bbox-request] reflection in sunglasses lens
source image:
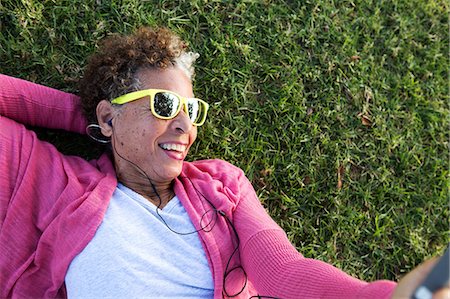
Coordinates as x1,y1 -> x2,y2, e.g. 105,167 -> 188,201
187,101 -> 200,123
154,93 -> 179,117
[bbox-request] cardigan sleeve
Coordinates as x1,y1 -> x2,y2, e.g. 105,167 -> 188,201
233,171 -> 397,299
0,74 -> 85,229
0,74 -> 87,133
0,75 -> 117,298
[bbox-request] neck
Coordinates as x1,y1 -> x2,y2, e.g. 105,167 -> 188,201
118,175 -> 175,209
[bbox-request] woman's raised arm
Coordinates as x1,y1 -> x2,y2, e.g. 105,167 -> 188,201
233,172 -> 397,299
0,74 -> 87,133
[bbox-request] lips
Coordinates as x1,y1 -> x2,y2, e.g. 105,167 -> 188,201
159,143 -> 187,161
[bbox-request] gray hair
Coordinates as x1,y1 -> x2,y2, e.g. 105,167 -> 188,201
106,51 -> 200,102
175,51 -> 200,80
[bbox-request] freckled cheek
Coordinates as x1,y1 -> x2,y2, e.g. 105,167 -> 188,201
134,128 -> 157,152
140,128 -> 150,139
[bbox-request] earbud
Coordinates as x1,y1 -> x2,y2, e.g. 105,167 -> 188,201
107,119 -> 113,127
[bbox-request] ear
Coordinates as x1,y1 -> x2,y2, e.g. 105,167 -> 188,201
96,100 -> 115,137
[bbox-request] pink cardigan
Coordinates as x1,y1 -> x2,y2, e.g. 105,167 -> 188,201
0,74 -> 396,298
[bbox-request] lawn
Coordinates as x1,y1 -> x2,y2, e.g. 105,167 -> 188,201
1,0 -> 448,283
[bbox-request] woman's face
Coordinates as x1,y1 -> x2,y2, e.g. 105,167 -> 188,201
109,67 -> 198,186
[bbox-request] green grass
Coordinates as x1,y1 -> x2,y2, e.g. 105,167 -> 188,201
1,0 -> 448,282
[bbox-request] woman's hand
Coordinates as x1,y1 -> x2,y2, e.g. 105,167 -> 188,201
392,258 -> 450,299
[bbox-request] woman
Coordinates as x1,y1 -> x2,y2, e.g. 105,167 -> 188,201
0,27 -> 447,299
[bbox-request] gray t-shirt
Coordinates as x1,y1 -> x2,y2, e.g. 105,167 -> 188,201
65,183 -> 214,298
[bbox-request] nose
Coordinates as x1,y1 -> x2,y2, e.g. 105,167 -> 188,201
171,109 -> 194,133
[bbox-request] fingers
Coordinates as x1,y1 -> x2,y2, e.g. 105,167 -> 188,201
392,258 -> 442,299
433,287 -> 450,299
410,258 -> 440,287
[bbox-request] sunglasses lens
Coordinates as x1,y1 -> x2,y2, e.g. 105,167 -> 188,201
187,99 -> 207,125
154,92 -> 180,118
152,91 -> 207,125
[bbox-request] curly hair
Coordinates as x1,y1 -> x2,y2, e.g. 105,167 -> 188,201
79,27 -> 199,123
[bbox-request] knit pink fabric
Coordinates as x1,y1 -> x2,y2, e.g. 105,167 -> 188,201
0,74 -> 396,298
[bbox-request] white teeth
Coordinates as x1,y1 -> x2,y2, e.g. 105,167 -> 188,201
160,143 -> 186,152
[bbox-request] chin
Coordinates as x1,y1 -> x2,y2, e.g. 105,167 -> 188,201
162,166 -> 183,181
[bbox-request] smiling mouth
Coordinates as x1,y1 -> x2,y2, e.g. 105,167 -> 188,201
159,143 -> 187,152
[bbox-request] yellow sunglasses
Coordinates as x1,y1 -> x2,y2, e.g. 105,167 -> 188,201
111,89 -> 209,126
